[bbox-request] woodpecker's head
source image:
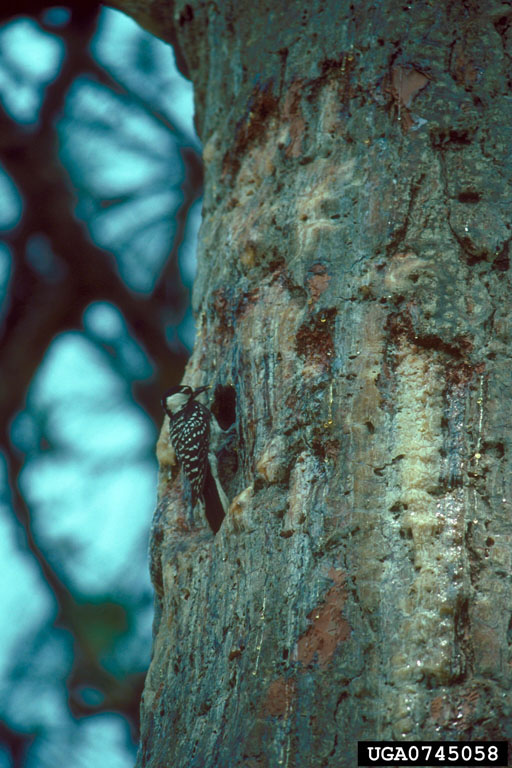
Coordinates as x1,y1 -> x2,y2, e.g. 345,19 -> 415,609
162,384 -> 209,417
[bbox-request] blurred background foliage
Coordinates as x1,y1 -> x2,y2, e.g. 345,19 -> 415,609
0,3 -> 201,766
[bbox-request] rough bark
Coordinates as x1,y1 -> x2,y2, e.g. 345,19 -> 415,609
107,1 -> 512,764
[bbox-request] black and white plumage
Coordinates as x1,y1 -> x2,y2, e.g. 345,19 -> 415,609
162,384 -> 227,533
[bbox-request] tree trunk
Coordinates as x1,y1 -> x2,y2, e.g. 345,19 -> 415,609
110,1 -> 512,764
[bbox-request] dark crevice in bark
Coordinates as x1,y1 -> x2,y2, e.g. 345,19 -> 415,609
492,238 -> 511,272
387,310 -> 473,360
493,13 -> 512,57
385,173 -> 425,257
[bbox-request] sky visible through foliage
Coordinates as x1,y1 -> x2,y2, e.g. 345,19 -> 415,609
0,7 -> 199,766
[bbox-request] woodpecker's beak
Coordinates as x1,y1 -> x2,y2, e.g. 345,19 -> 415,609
193,385 -> 210,397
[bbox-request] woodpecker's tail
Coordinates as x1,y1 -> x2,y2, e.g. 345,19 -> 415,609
202,457 -> 228,534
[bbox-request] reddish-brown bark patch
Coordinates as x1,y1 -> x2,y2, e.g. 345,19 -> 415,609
307,263 -> 331,305
392,66 -> 429,107
493,246 -> 510,272
261,677 -> 296,718
212,287 -> 235,340
296,308 -> 337,367
308,54 -> 355,110
151,680 -> 165,711
445,360 -> 485,387
389,66 -> 430,131
233,286 -> 260,321
451,44 -> 479,88
311,433 -> 340,463
222,79 -> 279,177
386,306 -> 473,359
429,687 -> 481,731
295,567 -> 351,667
282,79 -> 306,158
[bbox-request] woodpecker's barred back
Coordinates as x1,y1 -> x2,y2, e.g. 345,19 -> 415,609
162,384 -> 227,533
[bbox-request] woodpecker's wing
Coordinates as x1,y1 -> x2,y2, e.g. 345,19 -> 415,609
169,402 -> 211,505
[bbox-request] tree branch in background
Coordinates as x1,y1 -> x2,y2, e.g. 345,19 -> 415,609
0,5 -> 201,435
0,5 -> 202,749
